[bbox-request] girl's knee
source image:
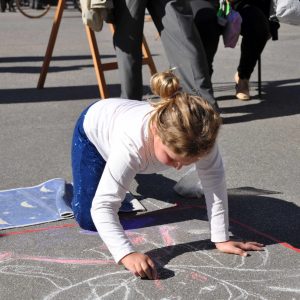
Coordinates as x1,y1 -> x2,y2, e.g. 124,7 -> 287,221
72,201 -> 96,231
75,213 -> 97,231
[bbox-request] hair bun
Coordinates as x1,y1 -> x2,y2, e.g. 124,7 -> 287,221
150,70 -> 181,99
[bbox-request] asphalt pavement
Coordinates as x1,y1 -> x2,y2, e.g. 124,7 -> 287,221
0,8 -> 300,300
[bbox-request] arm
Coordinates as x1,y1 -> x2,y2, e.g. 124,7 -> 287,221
195,144 -> 264,256
91,147 -> 157,278
195,144 -> 229,243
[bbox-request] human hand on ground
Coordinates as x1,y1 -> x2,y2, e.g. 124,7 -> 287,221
120,252 -> 157,279
215,240 -> 264,256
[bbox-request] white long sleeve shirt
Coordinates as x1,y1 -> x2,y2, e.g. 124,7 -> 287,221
83,98 -> 229,263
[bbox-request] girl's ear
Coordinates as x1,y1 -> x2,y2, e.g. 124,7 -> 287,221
150,122 -> 157,136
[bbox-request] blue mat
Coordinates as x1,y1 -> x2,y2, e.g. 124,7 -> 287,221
0,178 -> 145,230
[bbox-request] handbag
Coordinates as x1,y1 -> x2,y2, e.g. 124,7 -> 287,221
271,0 -> 300,25
217,0 -> 242,48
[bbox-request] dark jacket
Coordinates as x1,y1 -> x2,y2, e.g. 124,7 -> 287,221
231,0 -> 271,17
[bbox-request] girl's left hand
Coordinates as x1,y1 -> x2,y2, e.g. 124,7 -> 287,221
215,240 -> 264,256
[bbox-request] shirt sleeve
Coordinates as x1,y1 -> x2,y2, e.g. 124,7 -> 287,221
195,144 -> 229,243
90,142 -> 141,263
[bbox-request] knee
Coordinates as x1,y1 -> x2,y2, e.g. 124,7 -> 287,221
74,212 -> 97,231
72,198 -> 97,231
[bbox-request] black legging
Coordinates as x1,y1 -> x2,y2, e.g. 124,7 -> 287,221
190,0 -> 221,77
236,3 -> 270,79
192,0 -> 270,80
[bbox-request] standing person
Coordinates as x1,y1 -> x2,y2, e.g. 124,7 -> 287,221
230,0 -> 278,100
190,0 -> 221,77
112,0 -> 219,110
1,0 -> 15,12
71,70 -> 264,279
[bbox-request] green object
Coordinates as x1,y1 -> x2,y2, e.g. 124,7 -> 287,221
217,0 -> 230,18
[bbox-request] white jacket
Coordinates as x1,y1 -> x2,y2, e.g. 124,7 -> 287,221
80,0 -> 113,32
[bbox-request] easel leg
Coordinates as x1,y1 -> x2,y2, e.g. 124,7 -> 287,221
141,36 -> 157,75
85,26 -> 109,99
258,55 -> 262,98
37,0 -> 65,89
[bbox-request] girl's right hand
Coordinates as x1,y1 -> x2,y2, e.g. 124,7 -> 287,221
120,252 -> 157,279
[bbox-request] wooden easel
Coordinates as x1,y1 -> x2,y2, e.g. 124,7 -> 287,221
37,0 -> 157,99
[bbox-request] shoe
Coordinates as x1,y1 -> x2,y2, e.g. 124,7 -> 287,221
234,72 -> 250,101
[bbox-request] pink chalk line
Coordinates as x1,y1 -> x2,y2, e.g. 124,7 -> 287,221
0,203 -> 299,253
0,223 -> 77,237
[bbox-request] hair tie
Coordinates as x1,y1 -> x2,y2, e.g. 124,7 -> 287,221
169,89 -> 182,99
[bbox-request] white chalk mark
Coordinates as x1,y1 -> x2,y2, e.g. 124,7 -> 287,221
189,245 -> 225,267
20,201 -> 36,208
40,186 -> 53,193
0,218 -> 299,300
83,247 -> 112,260
268,286 -> 300,293
187,229 -> 210,235
199,284 -> 217,294
255,247 -> 269,268
233,253 -> 245,268
0,265 -> 72,289
0,218 -> 9,225
44,271 -> 136,300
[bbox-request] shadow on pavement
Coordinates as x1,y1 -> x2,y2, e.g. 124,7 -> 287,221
146,239 -> 214,280
0,55 -> 115,64
0,85 -> 153,104
217,78 -> 300,123
0,85 -> 123,103
132,174 -> 300,249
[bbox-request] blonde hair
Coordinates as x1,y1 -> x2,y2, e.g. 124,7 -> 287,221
149,70 -> 222,158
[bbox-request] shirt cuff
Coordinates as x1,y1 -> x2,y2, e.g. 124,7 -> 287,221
113,247 -> 136,264
210,230 -> 229,243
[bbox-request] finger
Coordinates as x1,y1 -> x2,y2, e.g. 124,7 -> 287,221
231,247 -> 247,257
141,262 -> 153,279
137,267 -> 147,279
147,258 -> 158,279
240,242 -> 264,251
245,243 -> 264,251
123,264 -> 140,277
136,262 -> 150,279
247,242 -> 264,247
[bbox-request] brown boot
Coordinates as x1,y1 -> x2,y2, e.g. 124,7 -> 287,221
235,72 -> 250,101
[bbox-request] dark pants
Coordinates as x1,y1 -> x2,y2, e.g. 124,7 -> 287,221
236,4 -> 270,79
71,106 -> 106,231
1,0 -> 14,12
190,0 -> 220,77
113,0 -> 217,106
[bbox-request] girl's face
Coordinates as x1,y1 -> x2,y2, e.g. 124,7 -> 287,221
152,130 -> 199,170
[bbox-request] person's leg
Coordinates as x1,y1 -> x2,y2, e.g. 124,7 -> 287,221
237,4 -> 270,80
1,0 -> 6,12
113,0 -> 148,100
190,0 -> 220,77
234,4 -> 270,100
147,0 -> 217,108
71,107 -> 106,231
